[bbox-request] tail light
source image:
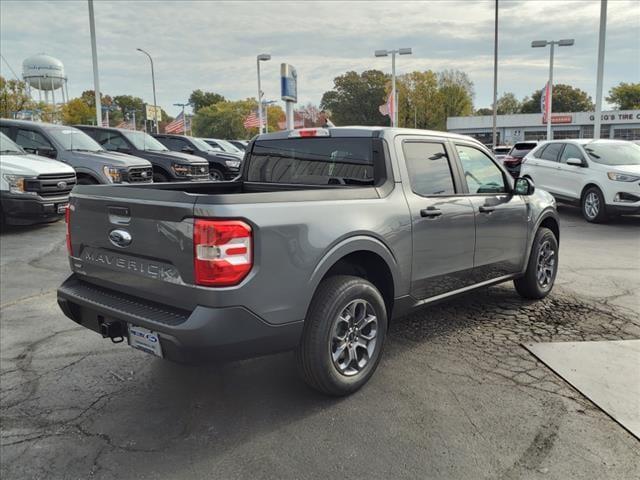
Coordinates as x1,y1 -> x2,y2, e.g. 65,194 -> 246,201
65,205 -> 73,256
503,156 -> 521,166
193,219 -> 252,287
288,128 -> 330,138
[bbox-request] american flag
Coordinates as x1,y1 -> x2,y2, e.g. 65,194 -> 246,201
165,111 -> 190,134
243,111 -> 264,129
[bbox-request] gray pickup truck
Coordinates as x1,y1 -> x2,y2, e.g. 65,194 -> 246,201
57,127 -> 560,395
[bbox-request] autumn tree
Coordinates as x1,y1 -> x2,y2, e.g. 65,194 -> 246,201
606,82 -> 640,110
320,70 -> 389,126
520,84 -> 594,113
192,99 -> 256,139
437,70 -> 474,128
189,89 -> 225,113
61,98 -> 95,125
495,92 -> 521,114
0,76 -> 34,118
396,70 -> 442,129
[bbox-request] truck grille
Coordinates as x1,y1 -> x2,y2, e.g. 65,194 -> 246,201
25,173 -> 76,197
127,166 -> 153,183
188,164 -> 209,177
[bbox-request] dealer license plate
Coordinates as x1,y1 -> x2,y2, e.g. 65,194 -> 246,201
128,325 -> 163,358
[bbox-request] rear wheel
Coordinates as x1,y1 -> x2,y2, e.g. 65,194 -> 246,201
296,275 -> 387,396
514,227 -> 558,299
581,186 -> 607,223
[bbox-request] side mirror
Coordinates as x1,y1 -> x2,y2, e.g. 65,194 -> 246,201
566,157 -> 584,167
514,177 -> 535,196
181,146 -> 195,154
38,148 -> 57,159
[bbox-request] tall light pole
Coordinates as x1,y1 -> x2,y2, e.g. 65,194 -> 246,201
88,0 -> 102,127
256,54 -> 271,134
531,38 -> 574,140
137,48 -> 159,134
174,102 -> 190,135
492,0 -> 499,147
375,48 -> 412,127
594,0 -> 607,139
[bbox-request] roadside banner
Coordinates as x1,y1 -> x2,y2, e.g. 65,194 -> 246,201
541,82 -> 551,122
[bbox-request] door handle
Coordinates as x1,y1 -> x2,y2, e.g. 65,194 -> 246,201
478,206 -> 495,214
420,207 -> 442,218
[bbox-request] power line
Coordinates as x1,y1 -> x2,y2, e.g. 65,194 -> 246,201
0,53 -> 21,81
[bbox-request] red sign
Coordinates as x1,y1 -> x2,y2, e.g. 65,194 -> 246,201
541,115 -> 573,124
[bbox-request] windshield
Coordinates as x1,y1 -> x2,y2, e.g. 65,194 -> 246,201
47,127 -> 103,152
215,139 -> 243,154
584,142 -> 640,166
191,137 -> 216,152
121,130 -> 168,151
0,133 -> 25,155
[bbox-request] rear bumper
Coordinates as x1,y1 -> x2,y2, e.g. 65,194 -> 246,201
1,192 -> 68,225
57,275 -> 303,363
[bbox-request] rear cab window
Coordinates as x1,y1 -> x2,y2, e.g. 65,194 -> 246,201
247,137 -> 383,186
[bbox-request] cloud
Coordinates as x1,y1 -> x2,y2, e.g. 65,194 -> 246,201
1,0 -> 638,116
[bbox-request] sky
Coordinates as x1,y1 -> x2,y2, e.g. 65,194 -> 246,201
1,0 -> 639,117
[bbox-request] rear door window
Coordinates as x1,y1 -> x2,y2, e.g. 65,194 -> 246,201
248,137 -> 377,185
403,141 -> 455,196
539,143 -> 563,162
559,144 -> 585,164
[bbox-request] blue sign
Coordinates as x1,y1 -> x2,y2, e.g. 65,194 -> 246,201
280,63 -> 297,102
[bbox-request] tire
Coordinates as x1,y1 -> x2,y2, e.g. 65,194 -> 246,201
514,227 -> 558,300
210,168 -> 224,181
296,275 -> 388,396
581,186 -> 608,223
77,176 -> 98,185
153,171 -> 168,183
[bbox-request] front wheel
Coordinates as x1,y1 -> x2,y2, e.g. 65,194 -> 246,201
209,168 -> 224,181
514,227 -> 558,300
581,186 -> 608,223
296,275 -> 388,396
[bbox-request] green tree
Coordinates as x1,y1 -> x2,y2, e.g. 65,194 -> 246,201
396,70 -> 442,129
0,76 -> 34,118
475,107 -> 493,115
606,82 -> 640,110
61,98 -> 95,125
113,95 -> 145,128
437,70 -> 474,128
520,84 -> 594,113
320,70 -> 389,125
189,89 -> 225,113
192,99 -> 256,138
495,92 -> 521,114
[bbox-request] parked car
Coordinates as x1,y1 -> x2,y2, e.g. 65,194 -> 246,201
153,134 -> 241,181
58,127 -> 559,396
493,145 -> 512,163
201,138 -> 244,155
1,132 -> 76,225
229,140 -> 248,151
76,126 -> 209,183
521,139 -> 640,222
503,141 -> 538,177
0,119 -> 153,185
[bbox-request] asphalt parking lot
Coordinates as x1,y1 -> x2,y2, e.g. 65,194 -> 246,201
1,206 -> 639,480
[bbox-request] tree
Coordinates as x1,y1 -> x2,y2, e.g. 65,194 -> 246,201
192,99 -> 256,139
396,70 -> 442,129
437,70 -> 474,128
113,95 -> 145,127
520,84 -> 594,113
495,92 -> 521,115
475,107 -> 493,115
606,82 -> 640,110
61,98 -> 95,125
189,89 -> 225,113
0,76 -> 34,118
320,70 -> 389,126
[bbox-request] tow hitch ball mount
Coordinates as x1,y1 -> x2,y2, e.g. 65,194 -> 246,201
99,318 -> 126,344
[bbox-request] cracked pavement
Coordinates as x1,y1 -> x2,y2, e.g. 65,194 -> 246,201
1,206 -> 639,480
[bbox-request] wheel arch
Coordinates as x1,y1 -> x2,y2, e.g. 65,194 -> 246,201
580,182 -> 603,200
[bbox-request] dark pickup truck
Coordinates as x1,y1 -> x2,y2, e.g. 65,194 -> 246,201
57,127 -> 560,396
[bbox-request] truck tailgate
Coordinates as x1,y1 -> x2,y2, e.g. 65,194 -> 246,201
68,185 -> 198,309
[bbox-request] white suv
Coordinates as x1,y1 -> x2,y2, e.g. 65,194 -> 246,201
520,139 -> 640,222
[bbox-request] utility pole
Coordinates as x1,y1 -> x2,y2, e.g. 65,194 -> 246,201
594,0 -> 607,139
492,0 -> 499,147
88,0 -> 102,127
375,48 -> 412,127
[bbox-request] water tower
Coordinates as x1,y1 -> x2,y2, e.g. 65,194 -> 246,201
22,54 -> 69,106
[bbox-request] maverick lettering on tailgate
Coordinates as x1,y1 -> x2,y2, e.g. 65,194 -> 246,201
82,248 -> 182,283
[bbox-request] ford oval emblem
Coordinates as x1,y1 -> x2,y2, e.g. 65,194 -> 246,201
109,229 -> 132,248
57,181 -> 67,189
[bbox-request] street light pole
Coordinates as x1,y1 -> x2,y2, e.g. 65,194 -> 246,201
87,0 -> 102,127
594,0 -> 607,139
375,48 -> 412,128
256,54 -> 271,135
137,48 -> 159,134
531,38 -> 574,140
173,102 -> 190,135
492,0 -> 499,147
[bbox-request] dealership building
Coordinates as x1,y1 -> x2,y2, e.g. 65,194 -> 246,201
447,109 -> 640,145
